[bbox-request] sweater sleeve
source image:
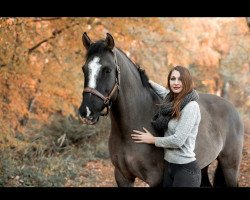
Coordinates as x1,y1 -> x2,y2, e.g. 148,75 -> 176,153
155,101 -> 200,148
148,80 -> 169,99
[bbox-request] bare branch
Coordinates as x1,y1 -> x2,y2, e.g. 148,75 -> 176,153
28,39 -> 48,53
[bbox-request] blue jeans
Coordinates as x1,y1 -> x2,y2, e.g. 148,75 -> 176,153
163,160 -> 201,187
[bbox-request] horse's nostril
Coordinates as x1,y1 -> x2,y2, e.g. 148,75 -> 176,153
88,116 -> 93,120
79,111 -> 93,121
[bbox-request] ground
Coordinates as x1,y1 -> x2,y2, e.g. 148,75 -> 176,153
78,133 -> 250,187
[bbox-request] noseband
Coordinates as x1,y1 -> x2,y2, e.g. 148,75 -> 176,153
83,50 -> 120,116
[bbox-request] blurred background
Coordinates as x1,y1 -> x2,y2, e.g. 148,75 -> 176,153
0,17 -> 249,186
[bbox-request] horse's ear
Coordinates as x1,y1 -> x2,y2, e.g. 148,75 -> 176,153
82,32 -> 92,50
105,33 -> 115,50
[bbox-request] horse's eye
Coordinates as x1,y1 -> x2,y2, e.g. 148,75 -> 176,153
103,68 -> 112,74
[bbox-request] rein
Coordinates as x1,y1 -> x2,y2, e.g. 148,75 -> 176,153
83,50 -> 121,116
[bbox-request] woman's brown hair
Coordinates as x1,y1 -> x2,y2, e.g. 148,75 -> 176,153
167,66 -> 194,119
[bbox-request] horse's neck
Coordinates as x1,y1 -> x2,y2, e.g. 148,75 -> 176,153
110,51 -> 157,131
110,89 -> 153,135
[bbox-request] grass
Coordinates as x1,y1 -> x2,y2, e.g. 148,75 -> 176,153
0,114 -> 110,187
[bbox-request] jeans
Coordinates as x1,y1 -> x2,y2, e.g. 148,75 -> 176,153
163,160 -> 201,187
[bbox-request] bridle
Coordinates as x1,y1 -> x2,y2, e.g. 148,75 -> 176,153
83,49 -> 121,116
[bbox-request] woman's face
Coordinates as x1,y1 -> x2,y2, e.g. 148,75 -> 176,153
169,70 -> 183,94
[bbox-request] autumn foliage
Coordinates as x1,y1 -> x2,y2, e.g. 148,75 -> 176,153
0,17 -> 249,186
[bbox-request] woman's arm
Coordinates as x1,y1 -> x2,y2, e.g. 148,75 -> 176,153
148,80 -> 169,99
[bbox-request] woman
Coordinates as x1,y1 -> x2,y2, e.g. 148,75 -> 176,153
131,66 -> 201,187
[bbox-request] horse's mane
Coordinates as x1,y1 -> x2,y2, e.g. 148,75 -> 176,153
135,63 -> 162,102
135,64 -> 151,88
116,48 -> 162,103
115,48 -> 149,85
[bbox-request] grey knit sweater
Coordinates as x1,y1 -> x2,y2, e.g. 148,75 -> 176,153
149,80 -> 201,164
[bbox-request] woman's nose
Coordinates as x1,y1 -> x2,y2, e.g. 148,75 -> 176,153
174,79 -> 179,84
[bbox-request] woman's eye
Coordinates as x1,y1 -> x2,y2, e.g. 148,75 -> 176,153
170,78 -> 175,81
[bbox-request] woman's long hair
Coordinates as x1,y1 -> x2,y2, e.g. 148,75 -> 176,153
167,66 -> 194,119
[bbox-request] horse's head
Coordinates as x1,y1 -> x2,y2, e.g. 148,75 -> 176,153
78,32 -> 120,125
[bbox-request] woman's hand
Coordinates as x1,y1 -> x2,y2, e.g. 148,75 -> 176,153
131,127 -> 155,144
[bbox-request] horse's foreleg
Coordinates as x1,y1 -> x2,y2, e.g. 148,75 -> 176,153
114,167 -> 135,187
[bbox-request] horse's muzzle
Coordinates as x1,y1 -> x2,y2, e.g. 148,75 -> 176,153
78,113 -> 99,125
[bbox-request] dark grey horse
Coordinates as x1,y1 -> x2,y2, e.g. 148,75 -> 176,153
78,32 -> 244,187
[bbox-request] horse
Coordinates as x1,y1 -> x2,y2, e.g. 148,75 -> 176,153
78,32 -> 244,187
